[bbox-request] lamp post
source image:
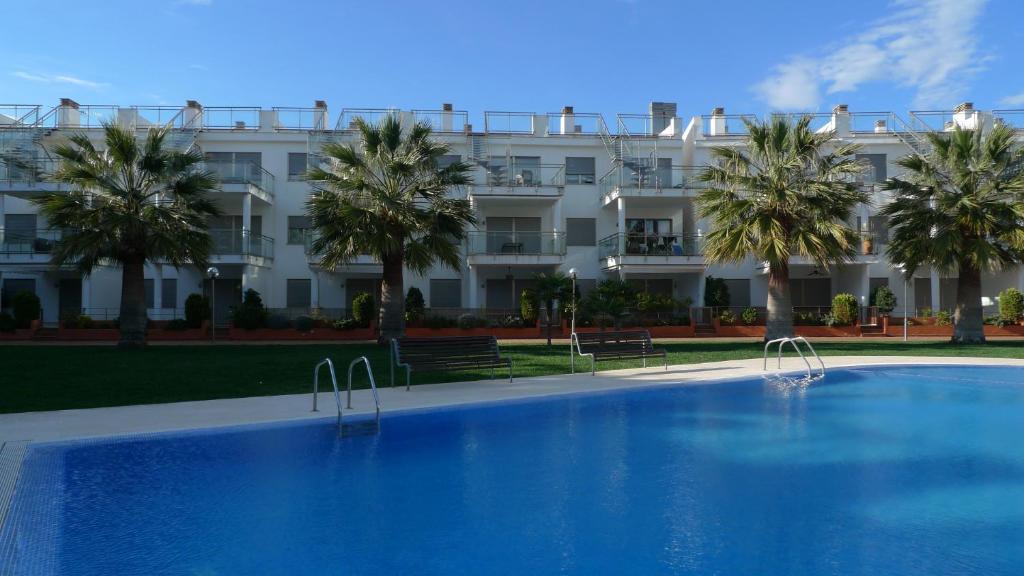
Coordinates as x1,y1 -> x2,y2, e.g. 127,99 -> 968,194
895,264 -> 908,342
568,267 -> 577,374
206,267 -> 219,343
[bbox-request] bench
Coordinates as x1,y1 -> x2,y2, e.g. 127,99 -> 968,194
391,335 -> 512,390
571,330 -> 668,375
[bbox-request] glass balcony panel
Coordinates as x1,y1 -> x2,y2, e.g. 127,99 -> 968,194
467,231 -> 565,255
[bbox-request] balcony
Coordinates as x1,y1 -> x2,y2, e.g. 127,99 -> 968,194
469,162 -> 564,198
0,228 -> 67,265
301,231 -> 382,273
598,164 -> 703,204
205,160 -> 275,203
0,157 -> 65,196
466,231 -> 565,266
598,232 -> 704,272
209,229 -> 274,266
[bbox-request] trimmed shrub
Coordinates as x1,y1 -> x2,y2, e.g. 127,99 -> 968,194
520,288 -> 538,325
831,293 -> 859,326
232,289 -> 268,329
423,314 -> 456,329
457,313 -> 487,329
936,310 -> 952,326
405,287 -> 425,322
333,318 -> 360,331
294,315 -> 315,332
62,313 -> 95,329
184,293 -> 211,329
352,292 -> 375,328
0,312 -> 16,332
12,290 -> 40,329
741,307 -> 759,325
266,314 -> 290,330
999,288 -> 1024,324
873,286 -> 897,316
164,318 -> 190,331
718,310 -> 737,324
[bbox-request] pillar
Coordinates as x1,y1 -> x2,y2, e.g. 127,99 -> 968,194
311,272 -> 320,310
696,271 -> 706,308
152,265 -> 163,311
930,269 -> 941,311
468,266 -> 479,309
241,193 -> 252,252
0,192 -> 5,225
81,275 -> 91,313
859,265 -> 870,308
553,197 -> 563,233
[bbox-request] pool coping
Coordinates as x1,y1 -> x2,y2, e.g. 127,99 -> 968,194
3,355 -> 1024,542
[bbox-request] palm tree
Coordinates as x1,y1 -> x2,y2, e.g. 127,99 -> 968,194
532,272 -> 571,345
697,116 -> 869,340
881,123 -> 1024,343
34,124 -> 220,348
306,115 -> 474,342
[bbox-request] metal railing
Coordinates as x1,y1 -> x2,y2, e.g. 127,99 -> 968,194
273,107 -> 327,131
466,231 -> 566,255
545,112 -> 607,135
337,108 -> 398,130
129,106 -> 191,128
0,105 -> 43,125
484,111 -> 538,134
850,112 -> 898,133
763,337 -> 825,381
598,164 -> 703,197
312,358 -> 343,425
701,114 -> 757,137
0,228 -> 64,254
771,112 -> 833,132
0,157 -> 59,183
598,233 -> 703,259
993,110 -> 1024,131
411,109 -> 470,133
205,160 -> 275,196
209,229 -> 275,260
475,162 -> 565,188
202,107 -> 261,130
909,110 -> 956,132
616,114 -> 680,137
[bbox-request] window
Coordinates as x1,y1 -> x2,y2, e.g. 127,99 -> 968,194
430,279 -> 462,308
288,153 -> 308,180
145,280 -> 154,309
162,279 -> 177,310
437,154 -> 461,169
485,217 -> 542,254
914,277 -> 932,309
1,278 -> 35,310
566,218 -> 596,246
722,279 -> 751,307
856,154 -> 887,183
565,157 -> 595,184
789,278 -> 832,307
287,279 -> 312,309
288,216 -> 312,245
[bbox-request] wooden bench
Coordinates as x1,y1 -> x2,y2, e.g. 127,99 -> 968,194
571,330 -> 668,375
391,336 -> 512,390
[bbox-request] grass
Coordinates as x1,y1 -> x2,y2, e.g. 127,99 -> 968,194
1,340 -> 1023,414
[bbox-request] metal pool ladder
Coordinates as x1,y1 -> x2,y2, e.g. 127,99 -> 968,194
312,356 -> 381,426
763,337 -> 826,381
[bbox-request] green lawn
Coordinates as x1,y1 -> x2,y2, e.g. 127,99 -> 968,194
1,340 -> 1022,414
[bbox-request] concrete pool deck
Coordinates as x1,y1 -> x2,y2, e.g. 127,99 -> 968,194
3,355 -> 1024,445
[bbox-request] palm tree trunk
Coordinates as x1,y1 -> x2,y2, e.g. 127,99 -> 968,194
378,255 -> 405,343
952,262 -> 985,343
765,263 -> 795,341
118,255 -> 148,348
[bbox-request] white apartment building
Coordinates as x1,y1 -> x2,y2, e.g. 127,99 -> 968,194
1,99 -> 1023,326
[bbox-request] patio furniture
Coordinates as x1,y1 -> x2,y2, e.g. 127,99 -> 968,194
571,330 -> 668,375
390,335 -> 512,389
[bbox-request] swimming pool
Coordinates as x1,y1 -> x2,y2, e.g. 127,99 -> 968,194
3,364 -> 1024,575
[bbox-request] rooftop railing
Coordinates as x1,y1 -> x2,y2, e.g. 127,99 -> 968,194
466,231 -> 566,256
336,108 -> 398,130
484,111 -> 537,134
129,106 -> 193,129
0,105 -> 43,126
700,114 -> 757,137
598,232 -> 703,259
616,114 -> 681,137
993,110 -> 1024,131
598,164 -> 704,197
273,107 -> 327,131
411,109 -> 470,133
849,112 -> 897,133
772,112 -> 833,132
545,112 -> 607,135
209,229 -> 274,260
202,107 -> 261,130
909,110 -> 956,132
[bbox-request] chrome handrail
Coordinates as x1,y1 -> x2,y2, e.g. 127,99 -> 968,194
762,336 -> 826,381
312,358 -> 343,425
347,356 -> 381,420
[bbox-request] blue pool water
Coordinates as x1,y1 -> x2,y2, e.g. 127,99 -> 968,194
4,365 -> 1024,575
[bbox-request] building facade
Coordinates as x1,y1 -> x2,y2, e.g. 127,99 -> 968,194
2,99 -> 1023,326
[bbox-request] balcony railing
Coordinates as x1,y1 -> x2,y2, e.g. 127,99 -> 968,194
701,114 -> 757,137
0,105 -> 43,125
0,228 -> 64,254
0,157 -> 58,183
616,114 -> 681,137
273,107 -> 327,131
209,229 -> 274,260
475,162 -> 565,189
128,106 -> 198,129
202,107 -> 261,130
598,164 -> 703,197
466,231 -> 566,256
993,110 -> 1024,131
205,161 -> 275,196
598,233 -> 703,259
411,109 -> 470,133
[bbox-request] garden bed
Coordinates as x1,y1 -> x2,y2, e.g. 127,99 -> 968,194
227,327 -> 376,341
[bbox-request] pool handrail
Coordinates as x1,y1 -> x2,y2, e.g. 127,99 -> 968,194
312,358 -> 343,425
312,356 -> 382,426
763,336 -> 826,380
347,356 -> 381,421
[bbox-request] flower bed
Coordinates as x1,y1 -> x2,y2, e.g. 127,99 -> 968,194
0,329 -> 37,341
714,325 -> 766,337
227,327 -> 376,341
794,325 -> 861,337
405,326 -> 549,339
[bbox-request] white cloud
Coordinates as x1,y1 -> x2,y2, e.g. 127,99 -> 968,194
754,0 -> 987,110
999,92 -> 1024,107
12,70 -> 108,90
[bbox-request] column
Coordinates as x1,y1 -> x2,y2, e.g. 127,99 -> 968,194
153,264 -> 163,312
241,193 -> 252,253
930,269 -> 941,311
311,272 -> 320,310
696,271 -> 706,309
616,197 -> 626,234
859,266 -> 870,308
468,266 -> 478,309
81,275 -> 91,313
0,192 -> 5,225
553,197 -> 563,233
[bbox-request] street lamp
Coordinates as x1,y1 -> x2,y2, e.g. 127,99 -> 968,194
568,267 -> 577,374
206,267 -> 219,343
895,264 -> 908,342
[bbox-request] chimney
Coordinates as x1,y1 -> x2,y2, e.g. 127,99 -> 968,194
58,98 -> 81,128
708,107 -> 727,136
312,100 -> 328,130
442,103 -> 453,112
952,101 -> 978,130
832,104 -> 848,114
184,100 -> 203,128
874,119 -> 888,133
831,103 -> 850,135
441,103 -> 454,131
953,102 -> 973,113
560,105 -> 575,135
235,121 -> 246,130
649,101 -> 677,135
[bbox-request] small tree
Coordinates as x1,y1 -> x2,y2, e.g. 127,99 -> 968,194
184,293 -> 211,329
11,290 -> 41,329
520,288 -> 538,325
704,276 -> 730,308
831,293 -> 859,326
232,289 -> 267,329
873,286 -> 897,317
584,280 -> 635,329
352,292 -> 375,328
999,288 -> 1024,324
404,287 -> 425,322
533,273 -> 571,345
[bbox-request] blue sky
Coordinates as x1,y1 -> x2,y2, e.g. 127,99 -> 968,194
2,0 -> 1022,124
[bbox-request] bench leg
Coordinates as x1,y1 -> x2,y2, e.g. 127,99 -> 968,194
665,355 -> 668,370
406,366 -> 411,392
508,362 -> 513,383
491,367 -> 495,380
591,356 -> 595,376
